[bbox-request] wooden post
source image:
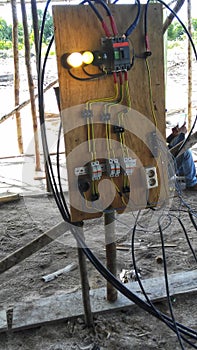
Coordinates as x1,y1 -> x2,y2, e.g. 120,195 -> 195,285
187,0 -> 192,131
20,0 -> 41,171
30,0 -> 39,59
30,0 -> 52,192
11,0 -> 24,154
104,210 -> 117,302
77,225 -> 94,328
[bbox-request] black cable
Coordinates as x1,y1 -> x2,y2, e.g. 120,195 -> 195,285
37,1 -> 71,221
175,115 -> 197,157
145,0 -> 197,60
169,213 -> 197,264
81,0 -> 103,21
94,0 -> 112,17
188,210 -> 197,231
72,223 -> 197,348
131,212 -> 197,347
124,0 -> 141,37
82,0 -> 118,36
56,121 -> 71,220
80,0 -> 111,37
82,65 -> 104,77
37,2 -> 197,347
112,0 -> 141,37
158,218 -> 185,350
68,69 -> 106,81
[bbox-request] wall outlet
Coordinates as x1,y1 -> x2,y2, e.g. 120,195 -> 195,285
145,166 -> 158,189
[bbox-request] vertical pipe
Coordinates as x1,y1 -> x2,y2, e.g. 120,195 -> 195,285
77,225 -> 94,328
104,210 -> 117,302
187,0 -> 192,131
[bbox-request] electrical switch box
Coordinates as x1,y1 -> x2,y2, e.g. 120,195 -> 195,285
53,4 -> 168,222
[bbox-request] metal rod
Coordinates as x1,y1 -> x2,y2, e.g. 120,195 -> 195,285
77,225 -> 94,328
104,210 -> 117,302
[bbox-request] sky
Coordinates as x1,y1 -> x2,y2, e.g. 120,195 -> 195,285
0,0 -> 197,24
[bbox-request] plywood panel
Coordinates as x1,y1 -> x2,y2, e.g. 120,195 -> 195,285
53,4 -> 168,222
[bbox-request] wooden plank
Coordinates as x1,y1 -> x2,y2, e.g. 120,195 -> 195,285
52,4 -> 168,222
0,311 -> 7,332
0,192 -> 20,204
0,221 -> 69,275
170,131 -> 197,156
10,270 -> 197,332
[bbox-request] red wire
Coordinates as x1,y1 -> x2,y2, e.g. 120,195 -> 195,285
113,72 -> 118,84
101,20 -> 112,37
109,15 -> 118,36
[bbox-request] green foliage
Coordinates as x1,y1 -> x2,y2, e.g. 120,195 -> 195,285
0,9 -> 54,50
192,18 -> 197,32
167,22 -> 185,41
18,23 -> 24,45
0,40 -> 12,50
168,19 -> 197,42
37,9 -> 54,44
0,18 -> 12,41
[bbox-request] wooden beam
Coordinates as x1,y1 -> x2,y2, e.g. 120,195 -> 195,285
169,131 -> 197,156
7,269 -> 197,332
0,221 -> 69,275
0,79 -> 58,125
163,0 -> 185,34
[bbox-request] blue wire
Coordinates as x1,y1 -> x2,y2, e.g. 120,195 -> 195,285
112,0 -> 141,37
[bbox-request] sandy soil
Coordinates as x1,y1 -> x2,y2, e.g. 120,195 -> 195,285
0,45 -> 197,349
0,191 -> 197,350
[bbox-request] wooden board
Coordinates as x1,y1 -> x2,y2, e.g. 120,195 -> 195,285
53,4 -> 168,222
0,192 -> 20,204
8,270 -> 197,332
0,221 -> 69,275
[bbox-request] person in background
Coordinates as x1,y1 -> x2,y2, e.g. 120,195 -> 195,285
167,122 -> 197,191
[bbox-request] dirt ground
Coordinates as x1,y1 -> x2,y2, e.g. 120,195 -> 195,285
0,42 -> 197,349
0,188 -> 196,350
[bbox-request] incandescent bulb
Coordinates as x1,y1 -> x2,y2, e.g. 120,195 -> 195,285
82,51 -> 94,65
67,52 -> 83,68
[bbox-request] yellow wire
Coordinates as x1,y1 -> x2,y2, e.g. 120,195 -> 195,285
125,80 -> 131,108
86,82 -> 119,161
145,58 -> 157,128
105,122 -> 111,158
111,179 -> 128,207
104,81 -> 124,159
87,83 -> 119,110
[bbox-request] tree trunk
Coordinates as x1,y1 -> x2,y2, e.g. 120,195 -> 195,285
20,0 -> 41,171
163,0 -> 185,34
11,0 -> 24,154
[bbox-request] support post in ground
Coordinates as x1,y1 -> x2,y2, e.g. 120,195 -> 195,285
104,210 -> 117,302
77,224 -> 94,328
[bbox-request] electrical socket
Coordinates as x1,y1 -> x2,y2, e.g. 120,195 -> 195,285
145,166 -> 158,189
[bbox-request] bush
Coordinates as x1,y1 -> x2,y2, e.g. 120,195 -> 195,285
0,40 -> 12,50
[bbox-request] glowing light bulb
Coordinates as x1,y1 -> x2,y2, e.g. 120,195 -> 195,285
82,51 -> 94,65
67,52 -> 83,68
